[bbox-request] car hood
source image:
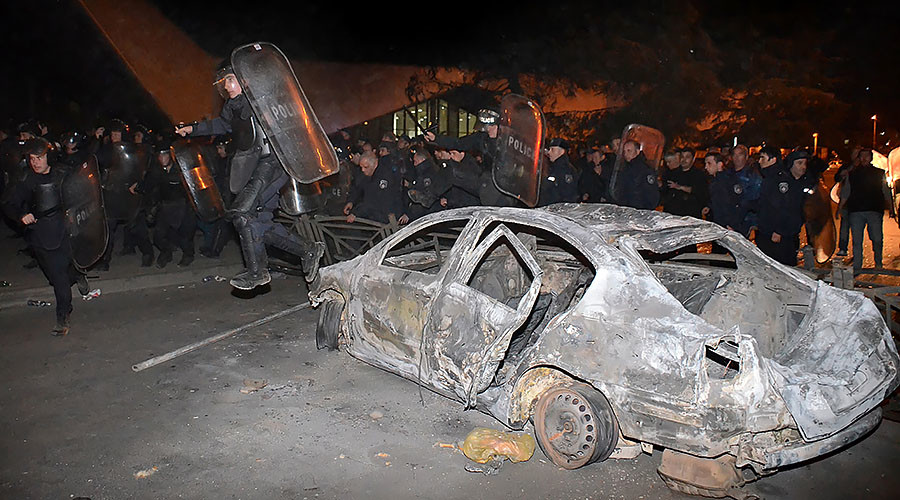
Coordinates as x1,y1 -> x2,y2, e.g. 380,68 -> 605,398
765,282 -> 900,441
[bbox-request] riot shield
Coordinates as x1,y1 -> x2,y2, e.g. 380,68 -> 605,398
492,94 -> 546,207
171,141 -> 226,222
804,181 -> 836,263
280,161 -> 353,216
608,124 -> 666,204
103,142 -> 149,220
62,155 -> 108,271
231,42 -> 339,184
889,147 -> 900,218
280,177 -> 324,215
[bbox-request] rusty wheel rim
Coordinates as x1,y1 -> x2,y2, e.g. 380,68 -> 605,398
534,386 -> 600,469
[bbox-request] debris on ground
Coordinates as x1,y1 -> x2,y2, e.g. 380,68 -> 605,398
201,275 -> 227,283
240,379 -> 268,394
465,457 -> 505,475
369,410 -> 384,420
82,289 -> 102,301
133,466 -> 158,479
0,280 -> 10,287
461,427 -> 536,465
26,299 -> 51,307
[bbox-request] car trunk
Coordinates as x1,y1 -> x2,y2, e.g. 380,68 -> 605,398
765,282 -> 900,441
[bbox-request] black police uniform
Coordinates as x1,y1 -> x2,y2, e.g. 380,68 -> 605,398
407,156 -> 452,220
348,162 -> 405,224
141,157 -> 196,267
540,154 -> 579,206
757,168 -> 815,265
2,166 -> 86,328
618,153 -> 660,210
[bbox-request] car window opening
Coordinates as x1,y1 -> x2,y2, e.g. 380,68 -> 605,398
641,238 -> 813,360
705,341 -> 740,380
381,219 -> 468,275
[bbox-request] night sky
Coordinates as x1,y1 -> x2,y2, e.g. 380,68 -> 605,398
2,0 -> 898,150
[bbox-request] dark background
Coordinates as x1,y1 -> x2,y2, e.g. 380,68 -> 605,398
2,0 -> 898,151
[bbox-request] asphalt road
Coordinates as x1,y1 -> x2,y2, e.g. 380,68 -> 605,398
1,276 -> 898,500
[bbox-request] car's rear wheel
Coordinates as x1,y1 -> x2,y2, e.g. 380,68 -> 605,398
533,383 -> 618,469
315,300 -> 341,350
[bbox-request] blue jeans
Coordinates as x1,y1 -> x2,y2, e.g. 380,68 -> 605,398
848,211 -> 883,270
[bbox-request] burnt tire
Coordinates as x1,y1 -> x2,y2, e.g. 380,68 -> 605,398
315,300 -> 341,351
533,383 -> 619,469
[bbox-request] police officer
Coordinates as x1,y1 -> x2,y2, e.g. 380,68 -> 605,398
579,146 -> 612,203
539,138 -> 579,205
1,138 -> 89,336
406,148 -> 451,220
96,119 -> 154,270
176,62 -> 325,289
703,152 -> 742,231
444,144 -> 483,208
757,150 -> 815,266
727,144 -> 762,236
57,132 -> 88,171
424,108 -> 501,170
617,140 -> 660,210
139,141 -> 196,268
344,152 -> 406,224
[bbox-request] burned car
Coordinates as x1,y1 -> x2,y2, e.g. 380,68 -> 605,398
308,204 -> 899,497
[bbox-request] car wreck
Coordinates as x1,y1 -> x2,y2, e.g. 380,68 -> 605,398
308,204 -> 900,497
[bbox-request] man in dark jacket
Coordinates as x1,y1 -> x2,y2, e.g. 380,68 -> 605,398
617,140 -> 660,210
845,148 -> 893,271
344,152 -> 407,224
578,147 -> 611,203
757,150 -> 816,265
539,138 -> 579,206
661,149 -> 706,218
1,138 -> 89,335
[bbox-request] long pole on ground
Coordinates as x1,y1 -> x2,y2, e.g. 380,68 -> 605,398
131,302 -> 310,372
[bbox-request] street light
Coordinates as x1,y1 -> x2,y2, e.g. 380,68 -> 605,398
872,115 -> 878,149
813,132 -> 818,156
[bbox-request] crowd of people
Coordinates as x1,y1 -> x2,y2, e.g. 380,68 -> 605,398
1,106 -> 893,335
331,112 -> 892,275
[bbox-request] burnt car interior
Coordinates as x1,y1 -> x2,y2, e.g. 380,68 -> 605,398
635,237 -> 815,366
467,221 -> 596,382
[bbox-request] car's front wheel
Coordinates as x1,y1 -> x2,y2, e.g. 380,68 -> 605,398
533,383 -> 619,469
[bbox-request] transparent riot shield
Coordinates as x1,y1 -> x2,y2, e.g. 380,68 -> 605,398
280,177 -> 324,215
231,42 -> 339,184
804,181 -> 836,263
63,155 -> 108,271
280,161 -> 353,216
171,141 -> 226,223
608,124 -> 666,204
492,94 -> 545,208
103,142 -> 149,220
889,147 -> 900,218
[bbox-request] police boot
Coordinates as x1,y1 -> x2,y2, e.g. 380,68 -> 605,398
157,250 -> 173,269
178,253 -> 194,267
76,273 -> 90,296
141,253 -> 154,267
230,217 -> 270,290
51,315 -> 70,337
265,231 -> 325,282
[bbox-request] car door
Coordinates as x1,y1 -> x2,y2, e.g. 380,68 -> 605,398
352,218 -> 470,379
423,223 -> 543,407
